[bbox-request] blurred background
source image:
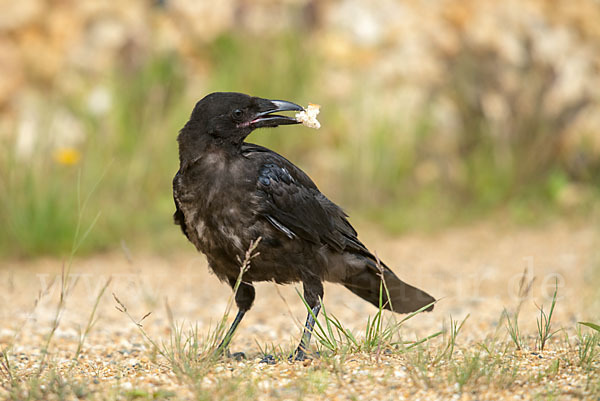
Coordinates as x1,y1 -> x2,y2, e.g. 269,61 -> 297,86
1,0 -> 599,258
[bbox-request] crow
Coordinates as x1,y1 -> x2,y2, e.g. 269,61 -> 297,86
173,92 -> 435,362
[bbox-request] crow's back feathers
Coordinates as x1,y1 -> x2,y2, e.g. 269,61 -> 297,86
243,144 -> 367,256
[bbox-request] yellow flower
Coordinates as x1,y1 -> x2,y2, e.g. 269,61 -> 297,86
53,148 -> 81,166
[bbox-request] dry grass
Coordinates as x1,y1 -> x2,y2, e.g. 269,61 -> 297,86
0,220 -> 598,400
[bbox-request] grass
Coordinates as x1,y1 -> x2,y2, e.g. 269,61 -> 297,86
2,203 -> 598,401
432,314 -> 469,365
1,267 -> 599,400
295,288 -> 440,358
502,268 -> 535,350
576,327 -> 599,371
0,179 -> 116,399
579,322 -> 600,333
111,238 -> 263,394
100,250 -> 597,400
536,281 -> 560,351
1,235 -> 597,400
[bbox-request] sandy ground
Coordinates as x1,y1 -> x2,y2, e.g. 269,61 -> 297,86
0,220 -> 598,399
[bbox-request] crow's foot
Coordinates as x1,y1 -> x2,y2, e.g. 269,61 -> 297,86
220,350 -> 246,361
259,354 -> 277,364
230,352 -> 246,361
290,348 -> 320,362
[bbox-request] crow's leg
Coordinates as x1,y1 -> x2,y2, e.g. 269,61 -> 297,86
292,279 -> 324,361
215,280 -> 255,359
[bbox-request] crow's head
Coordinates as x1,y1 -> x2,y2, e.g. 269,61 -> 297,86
178,92 -> 303,161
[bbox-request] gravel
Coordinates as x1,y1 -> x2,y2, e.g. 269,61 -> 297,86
0,220 -> 598,400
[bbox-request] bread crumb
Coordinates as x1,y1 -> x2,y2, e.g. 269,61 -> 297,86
295,103 -> 321,129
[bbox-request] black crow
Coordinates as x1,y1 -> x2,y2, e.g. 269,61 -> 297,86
173,92 -> 435,361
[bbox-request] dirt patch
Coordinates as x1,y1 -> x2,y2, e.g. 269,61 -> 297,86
1,220 -> 598,399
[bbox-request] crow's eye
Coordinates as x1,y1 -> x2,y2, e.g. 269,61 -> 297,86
232,109 -> 243,119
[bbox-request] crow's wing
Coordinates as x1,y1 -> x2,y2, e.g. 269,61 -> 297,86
242,143 -> 369,255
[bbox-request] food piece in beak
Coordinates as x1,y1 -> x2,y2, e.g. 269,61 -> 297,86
295,103 -> 321,129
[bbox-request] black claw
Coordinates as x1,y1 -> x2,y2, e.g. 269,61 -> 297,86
259,354 -> 277,364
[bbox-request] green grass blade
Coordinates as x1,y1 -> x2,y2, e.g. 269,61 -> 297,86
295,288 -> 334,351
398,300 -> 438,326
320,299 -> 337,349
404,331 -> 444,351
578,322 -> 600,333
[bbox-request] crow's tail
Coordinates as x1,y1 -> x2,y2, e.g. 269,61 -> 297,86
342,258 -> 435,314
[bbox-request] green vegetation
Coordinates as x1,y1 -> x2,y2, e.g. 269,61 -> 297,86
0,54 -> 188,257
536,282 -> 560,351
579,322 -> 600,333
296,287 -> 440,357
1,32 -> 598,258
503,269 -> 534,351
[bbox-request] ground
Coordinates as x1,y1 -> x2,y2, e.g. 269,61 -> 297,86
0,220 -> 599,400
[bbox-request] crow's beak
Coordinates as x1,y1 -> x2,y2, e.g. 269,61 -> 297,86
251,100 -> 304,128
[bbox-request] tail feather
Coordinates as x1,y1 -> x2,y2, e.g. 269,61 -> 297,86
343,261 -> 435,314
